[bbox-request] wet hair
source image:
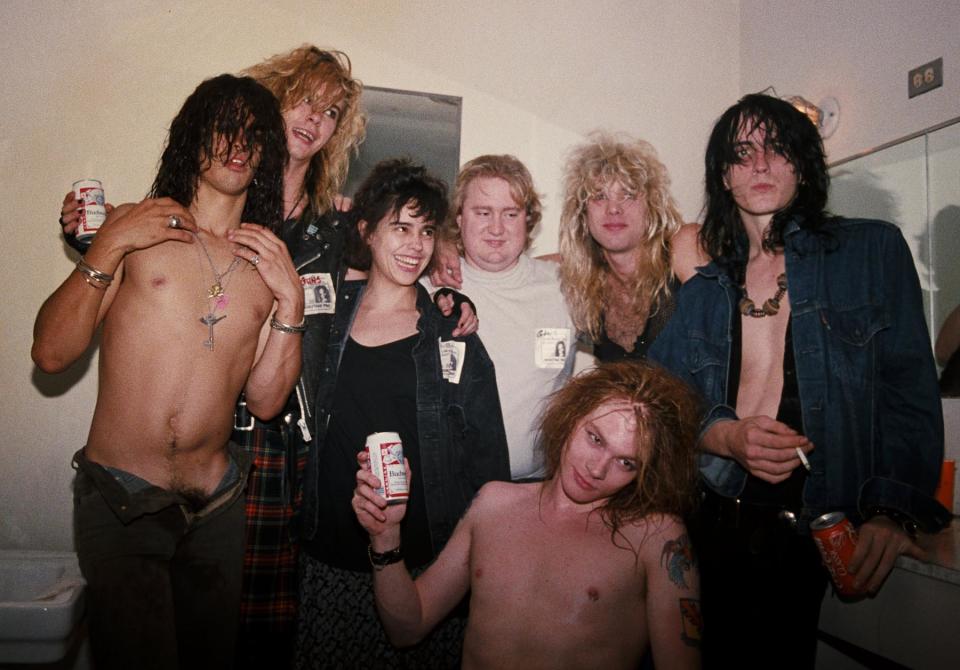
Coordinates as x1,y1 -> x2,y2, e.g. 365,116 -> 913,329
701,92 -> 831,277
449,154 -> 542,252
243,45 -> 366,215
149,74 -> 286,229
540,361 -> 700,535
346,158 -> 449,271
559,132 -> 683,339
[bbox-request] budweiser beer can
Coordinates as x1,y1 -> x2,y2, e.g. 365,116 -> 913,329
366,432 -> 408,505
73,179 -> 106,241
810,511 -> 859,596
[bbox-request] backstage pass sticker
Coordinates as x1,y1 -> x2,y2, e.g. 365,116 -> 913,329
439,339 -> 466,384
302,273 -> 336,315
535,328 -> 570,369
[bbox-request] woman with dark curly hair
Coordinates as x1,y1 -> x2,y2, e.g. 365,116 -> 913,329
295,158 -> 510,668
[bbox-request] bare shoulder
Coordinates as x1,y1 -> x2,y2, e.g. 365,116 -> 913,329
670,223 -> 707,283
470,481 -> 538,519
621,513 -> 691,560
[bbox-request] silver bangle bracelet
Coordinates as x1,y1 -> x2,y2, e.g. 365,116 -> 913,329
75,258 -> 114,287
269,314 -> 307,334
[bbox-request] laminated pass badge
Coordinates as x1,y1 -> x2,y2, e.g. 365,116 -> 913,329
535,328 -> 570,368
302,273 -> 336,315
439,339 -> 466,384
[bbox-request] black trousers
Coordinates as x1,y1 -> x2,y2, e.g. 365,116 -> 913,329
73,452 -> 248,670
694,491 -> 829,670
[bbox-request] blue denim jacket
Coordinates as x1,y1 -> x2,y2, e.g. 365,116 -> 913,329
300,281 -> 511,552
650,217 -> 948,531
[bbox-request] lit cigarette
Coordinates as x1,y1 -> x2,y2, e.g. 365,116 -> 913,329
796,447 -> 811,471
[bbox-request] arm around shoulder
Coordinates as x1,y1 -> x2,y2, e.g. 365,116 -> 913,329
670,223 -> 708,284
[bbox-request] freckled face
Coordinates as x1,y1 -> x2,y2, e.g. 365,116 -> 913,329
723,124 -> 799,222
559,399 -> 641,505
282,88 -> 342,166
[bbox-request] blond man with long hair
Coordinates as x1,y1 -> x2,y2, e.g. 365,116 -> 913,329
353,361 -> 702,669
559,132 -> 705,361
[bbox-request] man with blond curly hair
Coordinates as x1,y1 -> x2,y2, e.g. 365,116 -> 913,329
558,132 -> 705,362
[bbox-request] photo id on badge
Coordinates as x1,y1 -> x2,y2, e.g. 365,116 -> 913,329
302,273 -> 336,315
439,339 -> 466,384
535,328 -> 570,369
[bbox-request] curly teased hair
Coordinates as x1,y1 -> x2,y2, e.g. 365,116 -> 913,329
243,45 -> 366,215
149,74 -> 286,229
559,132 -> 684,340
701,93 -> 831,278
541,361 -> 700,535
449,154 -> 542,252
346,158 -> 449,271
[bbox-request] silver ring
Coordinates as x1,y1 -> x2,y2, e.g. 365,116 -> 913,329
250,254 -> 261,266
168,215 -> 181,229
446,267 -> 454,275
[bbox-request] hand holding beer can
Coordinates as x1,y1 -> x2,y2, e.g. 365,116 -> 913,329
811,511 -> 859,597
366,432 -> 409,505
72,179 -> 106,241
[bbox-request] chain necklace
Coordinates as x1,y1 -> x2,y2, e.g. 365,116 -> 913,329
194,232 -> 243,350
739,273 -> 788,318
284,190 -> 306,222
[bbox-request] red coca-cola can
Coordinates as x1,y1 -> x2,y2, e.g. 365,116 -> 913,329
365,432 -> 408,505
810,511 -> 859,596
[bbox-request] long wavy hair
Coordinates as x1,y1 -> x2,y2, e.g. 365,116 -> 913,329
701,93 -> 830,278
541,361 -> 700,536
449,154 -> 542,252
243,45 -> 366,216
559,133 -> 683,340
345,158 -> 449,271
149,74 -> 286,229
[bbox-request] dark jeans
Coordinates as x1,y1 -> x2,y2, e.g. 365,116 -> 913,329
73,446 -> 250,670
695,490 -> 829,670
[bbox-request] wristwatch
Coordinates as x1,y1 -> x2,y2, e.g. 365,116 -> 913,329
368,543 -> 404,570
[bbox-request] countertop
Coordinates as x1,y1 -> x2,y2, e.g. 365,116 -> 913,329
897,518 -> 960,585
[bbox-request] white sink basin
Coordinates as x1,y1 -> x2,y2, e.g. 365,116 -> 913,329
0,550 -> 86,664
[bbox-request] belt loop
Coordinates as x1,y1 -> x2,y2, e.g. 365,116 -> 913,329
233,396 -> 255,432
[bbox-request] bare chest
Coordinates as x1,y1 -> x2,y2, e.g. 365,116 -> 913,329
113,243 -> 273,347
737,309 -> 790,417
603,281 -> 650,352
471,513 -> 644,621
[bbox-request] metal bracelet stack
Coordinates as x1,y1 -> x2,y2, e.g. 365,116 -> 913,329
75,258 -> 114,290
269,314 -> 307,334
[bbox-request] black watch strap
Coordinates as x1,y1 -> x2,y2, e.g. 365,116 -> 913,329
368,543 -> 403,570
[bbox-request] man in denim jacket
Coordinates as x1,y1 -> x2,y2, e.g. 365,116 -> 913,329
650,93 -> 949,667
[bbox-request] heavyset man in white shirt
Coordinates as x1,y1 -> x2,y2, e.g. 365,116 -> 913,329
425,155 -> 576,479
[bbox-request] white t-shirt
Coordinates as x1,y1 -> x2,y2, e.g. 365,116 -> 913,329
425,255 -> 576,478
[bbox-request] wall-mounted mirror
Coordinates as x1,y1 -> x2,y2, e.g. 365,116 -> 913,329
343,86 -> 462,196
829,118 -> 960,393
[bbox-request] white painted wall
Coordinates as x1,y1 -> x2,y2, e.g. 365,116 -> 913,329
1,0 -> 740,550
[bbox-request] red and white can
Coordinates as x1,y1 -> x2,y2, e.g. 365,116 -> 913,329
810,511 -> 859,596
365,432 -> 408,505
72,179 -> 106,241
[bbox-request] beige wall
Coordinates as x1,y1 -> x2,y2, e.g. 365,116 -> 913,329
0,0 -> 740,550
740,0 -> 960,163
